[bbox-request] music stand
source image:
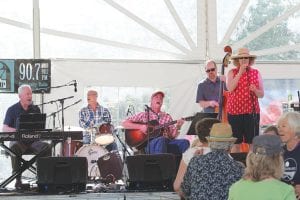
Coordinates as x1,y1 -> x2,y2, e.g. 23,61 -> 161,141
186,113 -> 218,135
18,113 -> 46,130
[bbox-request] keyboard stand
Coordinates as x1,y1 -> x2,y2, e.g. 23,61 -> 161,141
0,142 -> 48,189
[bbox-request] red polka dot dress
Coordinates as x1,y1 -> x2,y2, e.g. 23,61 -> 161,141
227,67 -> 260,115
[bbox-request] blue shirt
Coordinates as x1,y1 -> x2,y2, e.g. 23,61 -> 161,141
3,102 -> 41,129
196,77 -> 222,113
79,103 -> 111,129
3,102 -> 41,145
282,143 -> 300,185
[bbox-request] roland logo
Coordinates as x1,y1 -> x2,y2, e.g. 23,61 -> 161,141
21,133 -> 40,139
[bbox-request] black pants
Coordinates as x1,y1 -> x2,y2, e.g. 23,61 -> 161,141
227,113 -> 260,144
10,141 -> 52,180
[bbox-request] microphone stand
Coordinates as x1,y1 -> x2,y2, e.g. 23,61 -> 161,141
145,106 -> 151,154
246,69 -> 257,147
47,97 -> 82,156
38,96 -> 74,156
33,88 -> 48,113
33,80 -> 75,113
298,91 -> 300,112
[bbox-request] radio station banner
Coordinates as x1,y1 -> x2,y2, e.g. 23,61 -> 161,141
0,59 -> 51,93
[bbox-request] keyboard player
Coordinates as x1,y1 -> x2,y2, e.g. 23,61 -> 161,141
2,84 -> 51,190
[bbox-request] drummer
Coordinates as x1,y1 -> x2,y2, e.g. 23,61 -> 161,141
79,89 -> 117,151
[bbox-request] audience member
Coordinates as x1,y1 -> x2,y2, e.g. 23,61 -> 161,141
263,125 -> 279,135
180,123 -> 244,200
173,118 -> 220,193
228,135 -> 296,200
278,112 -> 300,198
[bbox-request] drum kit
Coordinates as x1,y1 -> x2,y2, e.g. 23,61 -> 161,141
62,123 -> 124,183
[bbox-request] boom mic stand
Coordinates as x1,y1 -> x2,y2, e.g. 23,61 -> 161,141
33,80 -> 76,114
298,91 -> 300,112
47,99 -> 82,128
37,96 -> 75,156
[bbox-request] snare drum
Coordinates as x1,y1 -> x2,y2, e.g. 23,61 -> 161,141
75,144 -> 108,177
95,123 -> 115,146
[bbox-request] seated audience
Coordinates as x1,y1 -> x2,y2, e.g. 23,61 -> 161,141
228,134 -> 296,200
263,125 -> 279,135
278,112 -> 300,198
173,118 -> 220,193
180,123 -> 244,200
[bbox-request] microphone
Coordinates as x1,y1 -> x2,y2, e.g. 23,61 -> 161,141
145,105 -> 151,110
145,104 -> 156,113
126,106 -> 131,116
74,80 -> 77,92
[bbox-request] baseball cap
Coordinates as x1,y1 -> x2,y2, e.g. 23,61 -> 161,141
252,135 -> 282,156
151,91 -> 165,99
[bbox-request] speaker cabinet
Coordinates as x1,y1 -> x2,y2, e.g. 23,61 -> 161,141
97,151 -> 123,183
37,157 -> 88,193
126,153 -> 176,190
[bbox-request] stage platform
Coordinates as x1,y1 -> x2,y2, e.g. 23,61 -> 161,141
0,191 -> 179,200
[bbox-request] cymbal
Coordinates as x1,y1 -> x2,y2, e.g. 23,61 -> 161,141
64,125 -> 84,131
115,125 -> 124,129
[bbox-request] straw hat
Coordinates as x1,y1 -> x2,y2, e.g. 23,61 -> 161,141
206,123 -> 237,142
231,48 -> 257,59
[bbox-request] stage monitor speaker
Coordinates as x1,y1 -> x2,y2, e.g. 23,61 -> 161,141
37,157 -> 88,193
126,153 -> 176,190
97,151 -> 123,183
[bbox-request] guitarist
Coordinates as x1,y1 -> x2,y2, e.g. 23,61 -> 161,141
196,60 -> 226,113
122,91 -> 190,154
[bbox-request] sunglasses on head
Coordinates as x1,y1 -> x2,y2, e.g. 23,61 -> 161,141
206,68 -> 216,73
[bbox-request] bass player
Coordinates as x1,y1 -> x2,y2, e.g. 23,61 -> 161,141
122,91 -> 190,155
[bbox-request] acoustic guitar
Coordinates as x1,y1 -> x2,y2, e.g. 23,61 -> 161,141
125,116 -> 194,149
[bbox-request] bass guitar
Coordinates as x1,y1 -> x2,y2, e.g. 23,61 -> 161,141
217,45 -> 232,122
125,116 -> 194,149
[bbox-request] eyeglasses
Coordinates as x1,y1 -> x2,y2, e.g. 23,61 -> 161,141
239,57 -> 249,60
206,68 -> 216,73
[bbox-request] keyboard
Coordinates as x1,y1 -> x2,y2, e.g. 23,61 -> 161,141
0,130 -> 82,142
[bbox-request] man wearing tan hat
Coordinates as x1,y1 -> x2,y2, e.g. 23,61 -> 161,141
226,47 -> 264,152
122,91 -> 190,155
181,123 -> 244,199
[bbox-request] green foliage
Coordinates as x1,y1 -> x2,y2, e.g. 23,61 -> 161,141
231,0 -> 300,60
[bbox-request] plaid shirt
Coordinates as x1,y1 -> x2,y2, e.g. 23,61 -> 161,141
79,103 -> 111,129
127,111 -> 177,137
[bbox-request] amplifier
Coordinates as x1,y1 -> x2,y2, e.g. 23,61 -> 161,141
37,157 -> 88,193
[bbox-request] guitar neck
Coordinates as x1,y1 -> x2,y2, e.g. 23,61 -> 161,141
154,121 -> 177,131
153,116 -> 193,131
